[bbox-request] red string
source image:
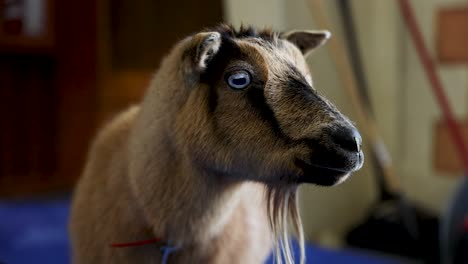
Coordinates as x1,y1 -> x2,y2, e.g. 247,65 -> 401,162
463,216 -> 468,232
110,238 -> 162,248
398,0 -> 468,174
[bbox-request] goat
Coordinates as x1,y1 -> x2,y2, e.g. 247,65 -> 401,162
70,25 -> 364,264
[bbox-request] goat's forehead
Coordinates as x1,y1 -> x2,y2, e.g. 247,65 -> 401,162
235,38 -> 310,78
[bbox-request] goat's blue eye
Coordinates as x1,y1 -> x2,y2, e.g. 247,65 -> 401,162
227,71 -> 251,89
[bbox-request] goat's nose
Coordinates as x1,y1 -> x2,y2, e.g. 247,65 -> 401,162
331,126 -> 362,152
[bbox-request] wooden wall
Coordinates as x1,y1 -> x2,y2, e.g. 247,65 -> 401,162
0,0 -> 98,196
0,0 -> 223,197
0,55 -> 57,193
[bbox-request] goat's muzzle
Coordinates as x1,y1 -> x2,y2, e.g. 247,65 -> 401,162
295,124 -> 364,186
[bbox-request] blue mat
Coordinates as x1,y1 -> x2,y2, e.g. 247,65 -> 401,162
0,196 -> 404,264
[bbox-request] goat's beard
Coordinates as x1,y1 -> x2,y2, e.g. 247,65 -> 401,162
266,184 -> 305,264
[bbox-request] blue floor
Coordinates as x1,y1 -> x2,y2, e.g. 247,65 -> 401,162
0,196 -> 405,264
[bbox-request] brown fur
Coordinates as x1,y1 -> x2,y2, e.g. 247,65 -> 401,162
70,25 -> 363,264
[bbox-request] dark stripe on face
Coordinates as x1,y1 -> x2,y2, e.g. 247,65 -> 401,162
206,84 -> 218,113
245,86 -> 295,145
284,64 -> 340,117
282,72 -> 345,128
285,74 -> 320,104
199,36 -> 242,115
284,63 -> 315,96
281,66 -> 338,116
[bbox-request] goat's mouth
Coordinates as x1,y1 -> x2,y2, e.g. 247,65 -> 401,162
294,155 -> 362,186
285,124 -> 364,186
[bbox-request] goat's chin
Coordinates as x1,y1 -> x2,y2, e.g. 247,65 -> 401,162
295,164 -> 352,186
291,157 -> 357,186
312,173 -> 350,186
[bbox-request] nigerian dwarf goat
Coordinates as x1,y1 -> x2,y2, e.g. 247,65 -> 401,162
70,25 -> 364,264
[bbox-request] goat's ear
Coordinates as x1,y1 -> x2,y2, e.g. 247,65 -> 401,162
283,30 -> 331,56
189,32 -> 222,72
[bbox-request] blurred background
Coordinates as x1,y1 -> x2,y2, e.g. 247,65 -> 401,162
1,0 -> 468,263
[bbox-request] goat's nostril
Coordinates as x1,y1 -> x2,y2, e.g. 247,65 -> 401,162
332,127 -> 362,152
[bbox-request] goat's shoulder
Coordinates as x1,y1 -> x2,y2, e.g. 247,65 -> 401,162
92,105 -> 140,153
78,105 -> 141,186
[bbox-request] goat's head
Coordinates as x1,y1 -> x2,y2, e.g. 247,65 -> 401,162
149,25 -> 365,264
170,25 -> 363,187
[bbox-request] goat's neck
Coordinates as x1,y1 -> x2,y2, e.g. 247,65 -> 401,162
134,153 -> 245,248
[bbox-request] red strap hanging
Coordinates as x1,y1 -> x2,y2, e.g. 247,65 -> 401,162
398,0 -> 468,174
